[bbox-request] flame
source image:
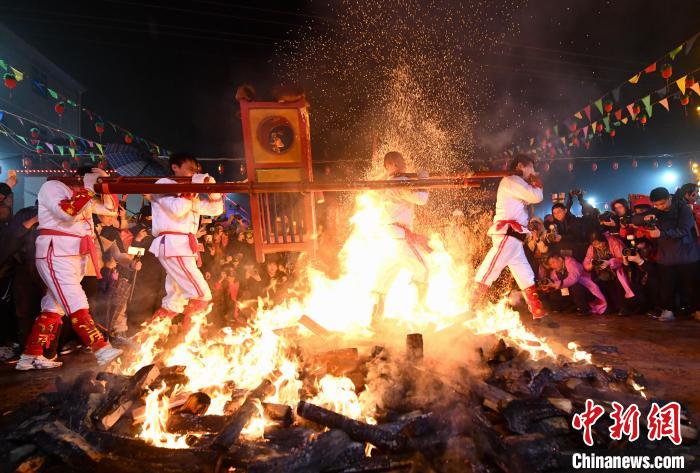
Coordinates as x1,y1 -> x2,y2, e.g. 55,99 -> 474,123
309,375 -> 376,424
567,342 -> 593,364
122,189 -> 595,445
138,383 -> 190,449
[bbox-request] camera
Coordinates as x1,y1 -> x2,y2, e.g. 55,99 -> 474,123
599,211 -> 615,223
543,224 -> 559,243
592,259 -> 607,269
622,247 -> 638,257
536,277 -> 553,289
629,213 -> 657,228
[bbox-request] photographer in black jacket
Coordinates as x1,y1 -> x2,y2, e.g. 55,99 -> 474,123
647,187 -> 700,321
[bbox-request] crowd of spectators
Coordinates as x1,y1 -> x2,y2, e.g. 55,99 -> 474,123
525,183 -> 700,321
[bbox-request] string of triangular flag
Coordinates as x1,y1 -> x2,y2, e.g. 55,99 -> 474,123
499,31 -> 700,161
0,57 -> 167,156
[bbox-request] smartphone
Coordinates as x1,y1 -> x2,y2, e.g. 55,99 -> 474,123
127,246 -> 145,256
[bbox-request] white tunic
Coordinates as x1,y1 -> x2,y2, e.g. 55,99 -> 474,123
35,180 -> 116,258
149,176 -> 224,257
486,175 -> 543,236
384,176 -> 429,238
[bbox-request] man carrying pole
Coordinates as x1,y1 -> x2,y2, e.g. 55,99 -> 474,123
149,153 -> 224,330
17,167 -> 123,370
471,154 -> 546,320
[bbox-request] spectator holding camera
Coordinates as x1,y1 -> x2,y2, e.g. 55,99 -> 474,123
647,187 -> 700,321
622,238 -> 660,316
599,198 -> 631,234
582,231 -> 637,314
550,202 -> 586,259
524,217 -> 551,271
540,254 -> 607,314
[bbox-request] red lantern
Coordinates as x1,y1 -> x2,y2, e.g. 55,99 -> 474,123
666,160 -> 673,167
54,101 -> 65,116
567,162 -> 574,173
61,160 -> 70,170
632,104 -> 641,115
603,100 -> 613,113
124,134 -> 133,144
30,128 -> 40,140
595,123 -> 603,133
591,163 -> 598,172
612,162 -> 619,171
568,122 -> 577,132
653,160 -> 659,168
609,129 -> 616,137
95,121 -> 105,136
680,95 -> 690,106
217,163 -> 225,175
35,145 -> 45,155
639,115 -> 648,125
22,157 -> 32,169
632,159 -> 638,168
686,77 -> 695,89
660,64 -> 673,80
3,73 -> 17,90
572,137 -> 580,147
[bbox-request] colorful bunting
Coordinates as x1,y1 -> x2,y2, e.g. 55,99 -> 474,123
629,73 -> 641,84
642,95 -> 652,117
574,111 -> 583,120
685,33 -> 699,55
659,98 -> 670,111
594,98 -> 604,115
644,63 -> 657,74
627,103 -> 636,117
690,82 -> 700,96
10,67 -> 23,81
614,109 -> 622,121
602,116 -> 610,132
676,76 -> 687,95
583,105 -> 592,121
669,44 -> 683,60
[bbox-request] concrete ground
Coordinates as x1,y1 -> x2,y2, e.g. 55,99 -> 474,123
2,313 -> 700,421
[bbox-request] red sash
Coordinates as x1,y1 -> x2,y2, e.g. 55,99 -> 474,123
38,229 -> 102,280
495,220 -> 525,233
159,231 -> 201,265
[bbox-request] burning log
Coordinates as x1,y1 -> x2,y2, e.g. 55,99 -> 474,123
211,375 -> 278,450
500,399 -> 567,435
247,429 -> 352,473
132,391 -> 192,424
297,401 -> 439,453
299,314 -> 332,338
166,414 -> 227,434
309,348 -> 360,375
28,420 -> 103,470
467,378 -> 516,412
92,364 -> 160,431
176,392 -> 211,416
263,402 -> 294,427
406,333 -> 423,363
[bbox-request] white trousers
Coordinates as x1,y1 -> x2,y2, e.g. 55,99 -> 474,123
36,247 -> 89,316
474,235 -> 534,289
158,255 -> 212,313
376,238 -> 429,294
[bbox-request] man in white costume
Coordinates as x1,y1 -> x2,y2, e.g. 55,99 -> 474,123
18,167 -> 123,370
149,153 -> 224,329
472,154 -> 546,319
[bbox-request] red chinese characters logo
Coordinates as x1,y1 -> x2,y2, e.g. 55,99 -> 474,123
647,401 -> 682,445
572,400 -> 683,446
572,399 -> 605,446
609,401 -> 640,442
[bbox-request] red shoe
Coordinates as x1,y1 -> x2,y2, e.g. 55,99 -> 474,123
470,282 -> 490,311
522,285 -> 546,319
182,299 -> 210,317
152,307 -> 179,321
